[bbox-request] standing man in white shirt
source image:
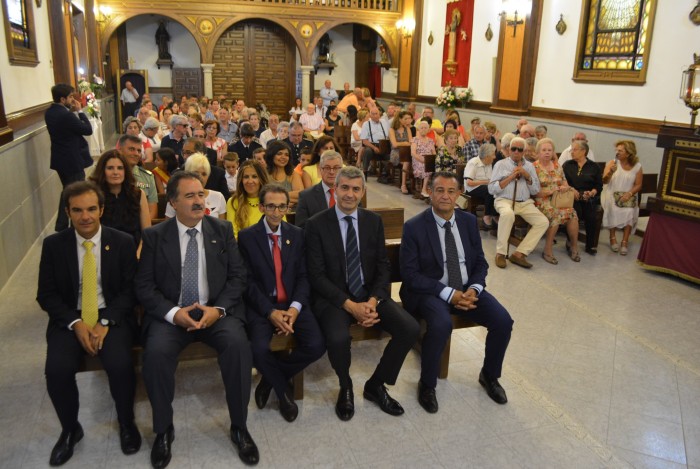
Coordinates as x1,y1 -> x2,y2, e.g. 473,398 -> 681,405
319,80 -> 338,108
120,81 -> 139,123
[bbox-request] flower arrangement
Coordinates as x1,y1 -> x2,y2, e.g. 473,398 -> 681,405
77,75 -> 105,97
436,83 -> 457,111
78,75 -> 104,118
457,87 -> 473,107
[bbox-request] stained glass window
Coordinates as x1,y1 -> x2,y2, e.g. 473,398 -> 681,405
1,0 -> 38,66
573,0 -> 657,84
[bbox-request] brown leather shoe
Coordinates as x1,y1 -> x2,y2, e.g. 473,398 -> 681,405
508,253 -> 533,269
495,254 -> 507,269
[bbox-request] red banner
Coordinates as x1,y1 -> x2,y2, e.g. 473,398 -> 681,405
441,0 -> 475,87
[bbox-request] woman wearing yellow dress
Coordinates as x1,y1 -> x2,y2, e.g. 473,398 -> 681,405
226,160 -> 269,237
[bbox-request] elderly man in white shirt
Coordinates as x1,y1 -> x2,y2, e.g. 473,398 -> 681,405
360,107 -> 390,182
299,104 -> 325,134
558,132 -> 596,165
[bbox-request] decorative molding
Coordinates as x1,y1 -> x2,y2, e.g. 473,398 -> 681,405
6,102 -> 51,132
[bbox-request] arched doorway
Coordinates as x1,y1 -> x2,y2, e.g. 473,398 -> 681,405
212,20 -> 296,115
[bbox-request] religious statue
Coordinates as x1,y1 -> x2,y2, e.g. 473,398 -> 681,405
155,21 -> 174,69
444,9 -> 461,75
318,33 -> 332,62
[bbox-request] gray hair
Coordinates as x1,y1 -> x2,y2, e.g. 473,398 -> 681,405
184,153 -> 211,176
123,116 -> 141,130
335,165 -> 366,189
478,143 -> 496,160
510,136 -> 526,149
170,114 -> 188,128
501,132 -> 515,148
320,150 -> 342,166
277,121 -> 290,131
535,125 -> 547,135
571,139 -> 589,156
473,124 -> 486,132
525,137 -> 538,149
143,117 -> 160,130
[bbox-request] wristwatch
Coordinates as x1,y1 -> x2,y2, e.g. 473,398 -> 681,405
99,318 -> 114,327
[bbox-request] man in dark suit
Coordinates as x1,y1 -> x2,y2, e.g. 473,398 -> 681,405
294,150 -> 343,228
181,138 -> 230,200
400,171 -> 514,413
228,123 -> 262,164
305,166 -> 419,421
282,121 -> 313,166
37,181 -> 141,466
238,185 -> 325,422
135,171 -> 258,467
45,84 -> 94,232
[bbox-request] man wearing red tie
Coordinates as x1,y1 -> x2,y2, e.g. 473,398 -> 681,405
294,150 -> 343,228
238,185 -> 325,422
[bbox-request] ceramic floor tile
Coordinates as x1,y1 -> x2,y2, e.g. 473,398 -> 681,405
611,446 -> 687,469
607,409 -> 687,464
685,422 -> 700,467
610,369 -> 682,424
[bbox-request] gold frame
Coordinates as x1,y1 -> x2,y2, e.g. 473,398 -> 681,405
572,0 -> 657,85
1,0 -> 39,66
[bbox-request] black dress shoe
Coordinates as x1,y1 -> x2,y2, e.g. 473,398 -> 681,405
418,381 -> 438,414
254,378 -> 272,409
230,426 -> 260,466
49,423 -> 84,466
119,422 -> 142,455
150,425 -> 174,469
279,390 -> 299,422
363,382 -> 404,416
585,247 -> 597,255
335,387 -> 355,421
478,370 -> 508,404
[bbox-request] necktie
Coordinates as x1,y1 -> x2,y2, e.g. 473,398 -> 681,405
181,228 -> 202,320
269,234 -> 288,304
444,221 -> 463,291
81,240 -> 98,327
328,188 -> 335,208
344,216 -> 366,299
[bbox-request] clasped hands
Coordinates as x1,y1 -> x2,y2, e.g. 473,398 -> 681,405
344,298 -> 380,328
74,321 -> 109,356
450,288 -> 478,311
174,303 -> 222,331
269,307 -> 299,336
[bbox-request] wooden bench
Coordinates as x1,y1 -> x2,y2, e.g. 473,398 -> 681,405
78,239 -> 478,400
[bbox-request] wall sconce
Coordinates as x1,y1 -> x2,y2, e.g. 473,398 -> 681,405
680,53 -> 700,131
396,18 -> 416,44
95,5 -> 112,27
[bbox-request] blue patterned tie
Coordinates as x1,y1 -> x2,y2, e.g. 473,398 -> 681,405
344,215 -> 366,300
181,228 -> 202,320
444,221 -> 463,291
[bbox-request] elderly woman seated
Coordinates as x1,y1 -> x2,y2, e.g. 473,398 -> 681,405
464,143 -> 497,230
562,140 -> 602,255
165,153 -> 227,220
533,138 -> 580,263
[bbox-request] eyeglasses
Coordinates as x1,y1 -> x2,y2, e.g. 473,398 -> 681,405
183,150 -> 195,156
510,147 -> 524,152
321,166 -> 343,173
178,123 -> 190,128
263,204 -> 289,212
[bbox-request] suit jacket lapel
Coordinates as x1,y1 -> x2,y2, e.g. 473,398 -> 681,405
162,219 -> 182,281
201,218 -> 220,284
328,209 -> 347,276
254,219 -> 275,272
455,214 -> 473,277
357,209 -> 370,278
425,210 -> 444,267
280,222 -> 292,274
67,229 -> 80,302
100,228 -> 112,295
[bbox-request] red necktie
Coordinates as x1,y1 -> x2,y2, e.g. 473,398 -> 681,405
269,234 -> 288,304
329,188 -> 335,207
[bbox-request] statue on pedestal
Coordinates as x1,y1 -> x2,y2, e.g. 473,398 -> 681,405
155,20 -> 174,69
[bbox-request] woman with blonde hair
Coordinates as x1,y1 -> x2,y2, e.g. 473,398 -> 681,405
165,153 -> 227,220
601,140 -> 643,255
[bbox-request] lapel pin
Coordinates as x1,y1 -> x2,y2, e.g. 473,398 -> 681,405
212,240 -> 217,243
105,245 -> 110,251
286,240 -> 291,245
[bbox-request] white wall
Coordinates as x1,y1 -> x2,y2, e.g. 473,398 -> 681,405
533,0 -> 699,123
312,24 -> 356,95
125,16 -> 200,89
0,3 -> 54,113
417,0 -> 447,97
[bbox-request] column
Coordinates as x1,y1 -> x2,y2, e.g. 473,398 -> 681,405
201,63 -> 215,99
300,65 -> 315,105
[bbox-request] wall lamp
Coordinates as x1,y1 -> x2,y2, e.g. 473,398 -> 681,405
396,18 -> 416,44
95,5 -> 113,26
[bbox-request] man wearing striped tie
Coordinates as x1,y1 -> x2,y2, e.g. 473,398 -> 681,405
305,166 -> 419,422
37,181 -> 141,466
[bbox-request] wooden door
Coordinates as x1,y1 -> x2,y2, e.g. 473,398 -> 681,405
212,20 -> 296,116
172,68 -> 203,99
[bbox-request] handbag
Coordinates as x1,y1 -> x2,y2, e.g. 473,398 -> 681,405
551,189 -> 574,209
613,191 -> 637,208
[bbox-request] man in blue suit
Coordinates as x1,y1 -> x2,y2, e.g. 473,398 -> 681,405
238,185 -> 325,422
45,84 -> 94,231
400,171 -> 514,413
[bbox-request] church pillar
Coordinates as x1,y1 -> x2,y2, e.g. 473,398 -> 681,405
300,65 -> 314,105
201,64 -> 215,98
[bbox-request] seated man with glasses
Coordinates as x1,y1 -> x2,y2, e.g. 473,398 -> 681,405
488,136 -> 549,269
160,115 -> 189,161
237,185 -> 325,422
294,150 -> 344,228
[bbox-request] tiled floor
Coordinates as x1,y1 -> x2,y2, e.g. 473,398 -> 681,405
1,177 -> 699,468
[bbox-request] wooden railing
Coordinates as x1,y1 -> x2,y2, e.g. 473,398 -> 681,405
240,0 -> 399,12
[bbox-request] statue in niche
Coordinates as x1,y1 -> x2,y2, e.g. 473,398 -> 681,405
318,33 -> 332,62
444,9 -> 461,75
155,20 -> 174,69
